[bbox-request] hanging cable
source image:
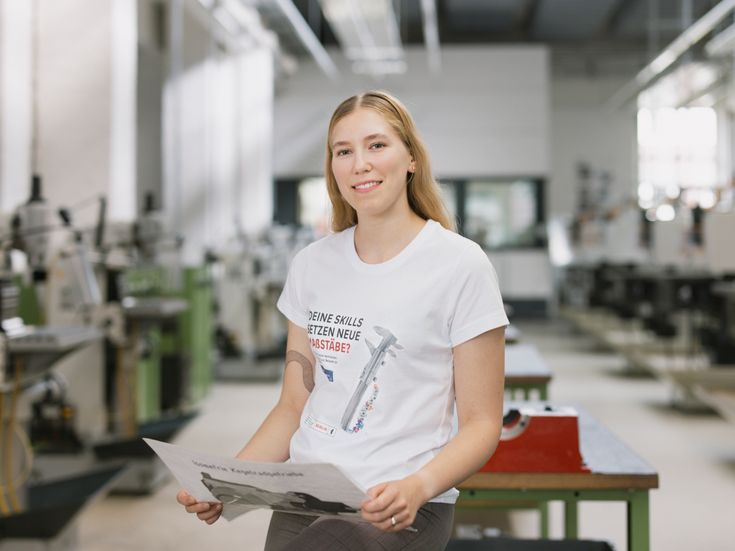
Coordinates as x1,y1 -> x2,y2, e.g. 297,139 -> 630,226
0,390 -> 10,516
31,0 -> 40,177
0,423 -> 34,498
4,360 -> 23,512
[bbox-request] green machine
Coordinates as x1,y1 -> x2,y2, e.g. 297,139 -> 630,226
179,266 -> 214,404
117,263 -> 213,424
15,276 -> 43,327
92,262 -> 213,494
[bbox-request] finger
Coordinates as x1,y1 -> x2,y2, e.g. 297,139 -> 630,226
200,511 -> 221,524
372,513 -> 403,533
197,503 -> 222,518
362,487 -> 396,513
363,494 -> 404,520
176,490 -> 195,506
197,504 -> 222,521
365,482 -> 389,501
185,502 -> 212,514
362,503 -> 402,524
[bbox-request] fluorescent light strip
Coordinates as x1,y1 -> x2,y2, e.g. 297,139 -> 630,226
705,21 -> 735,56
348,0 -> 379,57
273,0 -> 339,80
223,0 -> 274,49
420,0 -> 440,73
320,0 -> 404,75
607,0 -> 735,109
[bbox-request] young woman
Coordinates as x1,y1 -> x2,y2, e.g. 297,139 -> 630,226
177,90 -> 508,550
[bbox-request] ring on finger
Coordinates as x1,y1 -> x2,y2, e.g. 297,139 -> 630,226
391,515 -> 397,527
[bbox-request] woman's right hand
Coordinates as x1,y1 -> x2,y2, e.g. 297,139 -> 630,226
176,489 -> 223,525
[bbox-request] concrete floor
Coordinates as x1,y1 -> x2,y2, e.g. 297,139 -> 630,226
75,319 -> 735,551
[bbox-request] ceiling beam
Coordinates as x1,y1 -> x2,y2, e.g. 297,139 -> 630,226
514,0 -> 541,40
596,0 -> 636,38
607,0 -> 735,110
272,0 -> 339,79
419,0 -> 440,73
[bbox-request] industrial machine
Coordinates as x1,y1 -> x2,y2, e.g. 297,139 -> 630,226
0,178 -> 122,550
481,405 -> 589,473
697,280 -> 735,366
213,224 -> 316,381
92,193 -> 210,493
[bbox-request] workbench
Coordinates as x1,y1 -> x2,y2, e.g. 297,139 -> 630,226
457,406 -> 658,551
683,368 -> 735,426
505,344 -> 552,400
505,324 -> 521,345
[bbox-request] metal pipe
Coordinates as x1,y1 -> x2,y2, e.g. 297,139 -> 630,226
273,0 -> 339,80
607,0 -> 735,109
4,360 -> 22,512
0,390 -> 10,515
420,0 -> 440,74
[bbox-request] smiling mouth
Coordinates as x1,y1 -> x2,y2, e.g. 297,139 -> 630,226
352,180 -> 382,191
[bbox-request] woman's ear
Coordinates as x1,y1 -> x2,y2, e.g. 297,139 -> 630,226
408,159 -> 416,173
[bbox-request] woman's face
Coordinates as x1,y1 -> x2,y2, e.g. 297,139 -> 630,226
330,108 -> 415,221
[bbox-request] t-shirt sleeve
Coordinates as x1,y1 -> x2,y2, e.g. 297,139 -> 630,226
276,248 -> 309,329
448,243 -> 509,347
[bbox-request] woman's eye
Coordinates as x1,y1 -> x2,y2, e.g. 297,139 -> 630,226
370,142 -> 386,150
335,149 -> 351,157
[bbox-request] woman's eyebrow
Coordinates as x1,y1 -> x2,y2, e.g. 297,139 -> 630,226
364,133 -> 388,142
332,133 -> 390,149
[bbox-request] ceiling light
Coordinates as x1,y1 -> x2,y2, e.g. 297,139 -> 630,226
319,0 -> 404,75
656,204 -> 676,221
274,0 -> 339,79
705,22 -> 735,56
698,189 -> 717,209
607,0 -> 735,109
419,0 -> 440,73
638,182 -> 655,202
212,5 -> 241,36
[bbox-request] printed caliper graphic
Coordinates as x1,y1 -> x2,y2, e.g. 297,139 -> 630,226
340,326 -> 403,432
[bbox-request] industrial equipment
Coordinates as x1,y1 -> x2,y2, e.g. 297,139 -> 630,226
481,405 -> 589,473
698,280 -> 735,365
89,194 -> 213,493
214,224 -> 315,381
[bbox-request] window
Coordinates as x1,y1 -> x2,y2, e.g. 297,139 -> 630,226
463,179 -> 544,249
274,177 -> 546,250
637,107 -> 719,214
297,177 -> 331,236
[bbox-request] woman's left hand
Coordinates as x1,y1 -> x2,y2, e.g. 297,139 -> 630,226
360,474 -> 428,532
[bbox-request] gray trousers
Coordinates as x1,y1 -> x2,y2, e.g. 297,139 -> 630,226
264,502 -> 454,551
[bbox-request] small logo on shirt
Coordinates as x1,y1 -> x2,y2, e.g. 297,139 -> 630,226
321,364 -> 334,382
305,415 -> 336,437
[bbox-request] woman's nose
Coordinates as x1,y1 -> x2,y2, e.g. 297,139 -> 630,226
352,151 -> 371,173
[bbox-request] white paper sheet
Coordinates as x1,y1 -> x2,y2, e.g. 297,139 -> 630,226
144,438 -> 368,521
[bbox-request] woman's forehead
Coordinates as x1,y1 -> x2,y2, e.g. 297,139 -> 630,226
331,108 -> 397,138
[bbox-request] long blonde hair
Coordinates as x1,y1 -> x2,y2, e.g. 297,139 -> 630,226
324,90 -> 455,232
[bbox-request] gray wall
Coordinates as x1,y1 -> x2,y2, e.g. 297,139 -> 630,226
274,46 -> 554,304
275,46 -> 638,221
0,0 -> 33,213
275,45 -> 550,180
38,0 -> 136,226
550,75 -> 638,217
162,2 -> 274,265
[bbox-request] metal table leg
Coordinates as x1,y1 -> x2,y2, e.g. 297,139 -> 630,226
539,501 -> 550,538
564,498 -> 579,538
628,490 -> 650,551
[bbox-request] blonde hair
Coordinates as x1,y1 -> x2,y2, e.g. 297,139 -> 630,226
324,90 -> 455,232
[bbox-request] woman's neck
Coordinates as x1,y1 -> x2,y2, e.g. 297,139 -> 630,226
353,212 -> 427,264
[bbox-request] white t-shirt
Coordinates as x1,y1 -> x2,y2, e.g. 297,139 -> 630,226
276,219 -> 508,503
